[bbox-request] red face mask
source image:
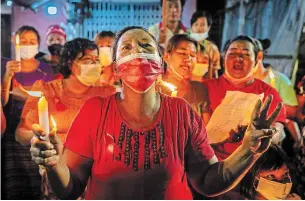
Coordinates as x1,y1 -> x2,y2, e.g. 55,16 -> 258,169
117,53 -> 163,93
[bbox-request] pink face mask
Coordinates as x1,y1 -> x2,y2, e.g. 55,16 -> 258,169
116,53 -> 163,93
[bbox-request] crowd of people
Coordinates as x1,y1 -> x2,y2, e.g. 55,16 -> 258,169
1,0 -> 304,199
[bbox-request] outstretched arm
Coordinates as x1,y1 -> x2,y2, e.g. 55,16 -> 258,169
188,95 -> 282,197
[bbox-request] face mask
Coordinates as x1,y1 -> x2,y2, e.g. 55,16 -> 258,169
76,63 -> 102,86
48,44 -> 63,56
256,177 -> 292,200
192,63 -> 209,77
224,63 -> 258,85
99,47 -> 112,67
116,53 -> 163,93
190,32 -> 209,42
20,45 -> 39,59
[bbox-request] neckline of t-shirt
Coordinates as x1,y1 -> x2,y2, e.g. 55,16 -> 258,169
113,92 -> 165,132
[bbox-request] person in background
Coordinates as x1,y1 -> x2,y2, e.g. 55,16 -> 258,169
240,144 -> 301,200
16,38 -> 116,199
157,34 -> 210,125
149,0 -> 187,46
253,39 -> 298,120
29,26 -> 281,200
291,76 -> 305,199
203,35 -> 286,161
35,25 -> 66,79
94,31 -> 117,86
1,25 -> 54,199
189,10 -> 221,81
253,39 -> 302,159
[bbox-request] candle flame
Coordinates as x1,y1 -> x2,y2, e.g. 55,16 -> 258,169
16,35 -> 20,45
26,91 -> 43,97
162,81 -> 177,92
50,115 -> 57,128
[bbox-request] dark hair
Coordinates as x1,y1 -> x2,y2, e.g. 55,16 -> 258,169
254,39 -> 264,52
190,10 -> 213,27
15,25 -> 41,45
58,38 -> 98,78
223,35 -> 260,58
112,26 -> 162,62
161,0 -> 185,7
240,144 -> 289,199
165,34 -> 198,53
96,31 -> 115,40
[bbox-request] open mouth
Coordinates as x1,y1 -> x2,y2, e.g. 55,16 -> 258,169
233,64 -> 243,70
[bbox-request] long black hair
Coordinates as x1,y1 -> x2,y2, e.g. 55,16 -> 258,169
240,144 -> 289,199
58,38 -> 98,78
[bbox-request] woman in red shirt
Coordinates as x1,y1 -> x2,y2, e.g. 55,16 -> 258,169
30,27 -> 282,199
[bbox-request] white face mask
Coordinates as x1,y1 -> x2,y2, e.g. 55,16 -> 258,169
224,63 -> 258,85
20,45 -> 39,59
76,64 -> 102,86
99,47 -> 112,67
190,32 -> 209,42
256,177 -> 292,200
192,63 -> 209,77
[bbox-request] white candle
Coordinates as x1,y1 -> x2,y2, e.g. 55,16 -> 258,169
15,35 -> 21,72
38,95 -> 49,140
15,35 -> 21,62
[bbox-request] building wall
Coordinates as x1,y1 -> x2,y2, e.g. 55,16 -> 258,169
181,0 -> 197,29
11,0 -> 66,55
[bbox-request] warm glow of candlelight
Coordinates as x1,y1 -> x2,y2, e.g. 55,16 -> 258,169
38,95 -> 49,139
50,115 -> 57,129
26,91 -> 43,97
162,81 -> 177,92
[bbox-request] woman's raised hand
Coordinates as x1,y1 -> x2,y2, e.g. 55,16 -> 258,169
5,60 -> 21,77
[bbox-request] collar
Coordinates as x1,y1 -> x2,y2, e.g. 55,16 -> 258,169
159,21 -> 187,32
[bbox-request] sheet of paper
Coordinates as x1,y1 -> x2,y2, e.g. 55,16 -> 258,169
206,91 -> 264,144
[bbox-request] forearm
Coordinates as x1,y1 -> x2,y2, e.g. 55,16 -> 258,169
285,120 -> 302,142
46,159 -> 73,199
1,74 -> 12,106
15,127 -> 35,146
199,146 -> 258,197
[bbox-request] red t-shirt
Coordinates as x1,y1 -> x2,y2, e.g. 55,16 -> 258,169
204,76 -> 286,160
65,94 -> 215,199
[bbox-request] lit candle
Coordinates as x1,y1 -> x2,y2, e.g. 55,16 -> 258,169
15,35 -> 21,72
38,95 -> 49,140
171,90 -> 178,97
162,81 -> 178,97
50,115 -> 57,133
